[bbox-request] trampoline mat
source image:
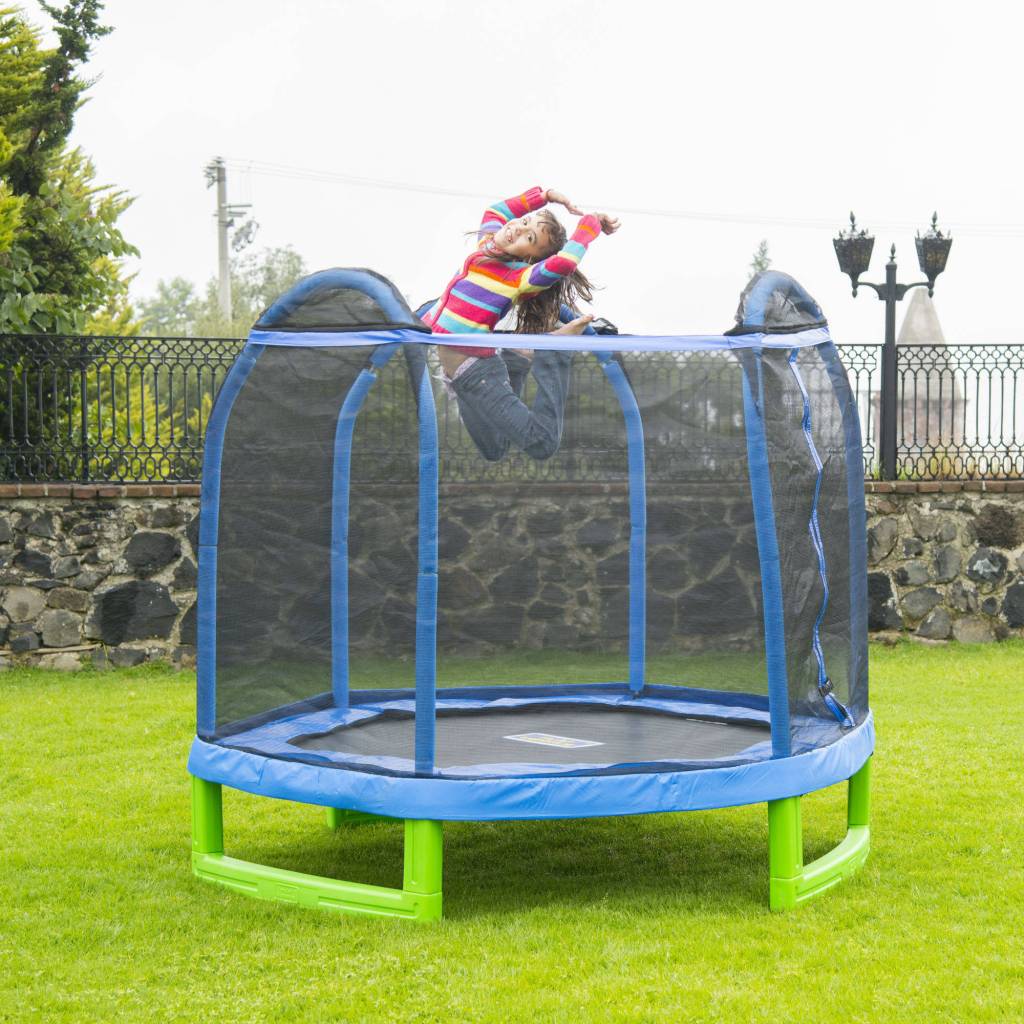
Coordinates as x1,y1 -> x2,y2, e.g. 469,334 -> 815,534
290,704 -> 769,768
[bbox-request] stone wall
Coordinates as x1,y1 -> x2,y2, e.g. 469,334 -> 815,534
0,480 -> 1021,670
0,484 -> 200,670
343,482 -> 762,657
864,481 -> 1024,643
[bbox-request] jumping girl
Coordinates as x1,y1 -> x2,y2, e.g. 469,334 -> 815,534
421,186 -> 620,461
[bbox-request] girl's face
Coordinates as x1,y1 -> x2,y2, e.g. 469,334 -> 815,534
492,213 -> 552,261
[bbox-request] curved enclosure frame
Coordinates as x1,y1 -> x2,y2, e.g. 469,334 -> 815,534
188,268 -> 873,919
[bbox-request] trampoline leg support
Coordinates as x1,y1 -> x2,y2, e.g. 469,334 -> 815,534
326,807 -> 399,828
190,776 -> 443,922
767,757 -> 871,911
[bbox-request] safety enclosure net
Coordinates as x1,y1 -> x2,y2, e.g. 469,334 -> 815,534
199,270 -> 868,780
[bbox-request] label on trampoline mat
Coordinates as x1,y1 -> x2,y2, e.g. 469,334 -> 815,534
503,732 -> 604,750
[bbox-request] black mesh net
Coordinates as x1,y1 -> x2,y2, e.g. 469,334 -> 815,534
726,271 -> 828,335
209,339 -> 866,775
253,270 -> 428,333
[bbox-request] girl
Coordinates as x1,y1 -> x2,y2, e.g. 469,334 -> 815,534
422,186 -> 620,461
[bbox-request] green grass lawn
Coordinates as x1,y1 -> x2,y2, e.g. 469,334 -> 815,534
2,642 -> 1022,1024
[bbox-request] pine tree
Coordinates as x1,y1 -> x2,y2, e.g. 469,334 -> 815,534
748,239 -> 771,278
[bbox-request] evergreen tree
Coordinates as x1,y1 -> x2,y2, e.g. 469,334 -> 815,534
748,239 -> 771,278
0,2 -> 139,480
0,1 -> 137,334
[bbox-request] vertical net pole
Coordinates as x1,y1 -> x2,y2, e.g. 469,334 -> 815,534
820,342 -> 870,713
414,362 -> 439,775
330,345 -> 400,710
196,341 -> 264,737
595,352 -> 647,694
740,351 -> 792,758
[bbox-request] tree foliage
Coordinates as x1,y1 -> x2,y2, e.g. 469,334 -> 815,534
748,239 -> 771,278
0,1 -> 137,334
135,277 -> 201,336
138,246 -> 307,337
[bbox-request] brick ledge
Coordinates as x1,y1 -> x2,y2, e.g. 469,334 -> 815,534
0,483 -> 202,498
864,480 -> 1024,494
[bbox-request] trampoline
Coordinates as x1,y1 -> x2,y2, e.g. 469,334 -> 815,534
188,267 -> 873,920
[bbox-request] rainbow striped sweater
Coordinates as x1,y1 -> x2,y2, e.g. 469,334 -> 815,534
424,187 -> 602,355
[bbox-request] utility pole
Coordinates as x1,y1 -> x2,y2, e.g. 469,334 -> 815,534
204,157 -> 251,322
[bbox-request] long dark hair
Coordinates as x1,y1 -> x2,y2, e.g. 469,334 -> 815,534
513,209 -> 594,334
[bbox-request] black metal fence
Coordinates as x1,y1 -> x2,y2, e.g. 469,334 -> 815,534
2,335 -> 1022,482
0,336 -> 240,483
841,342 -> 1024,479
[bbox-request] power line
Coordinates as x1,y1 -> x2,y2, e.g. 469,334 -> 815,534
223,156 -> 1024,238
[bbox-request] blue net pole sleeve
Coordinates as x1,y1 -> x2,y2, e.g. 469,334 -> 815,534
330,344 -> 400,709
197,342 -> 264,737
740,353 -> 792,758
415,365 -> 439,775
595,352 -> 647,694
821,342 -> 870,716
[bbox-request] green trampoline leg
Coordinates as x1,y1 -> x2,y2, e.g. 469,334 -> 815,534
192,774 -> 224,855
768,757 -> 871,911
190,776 -> 443,921
326,807 -> 399,828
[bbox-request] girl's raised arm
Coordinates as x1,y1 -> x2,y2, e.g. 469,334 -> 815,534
479,187 -> 548,238
516,214 -> 607,296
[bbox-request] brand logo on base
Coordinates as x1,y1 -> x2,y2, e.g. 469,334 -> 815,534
503,732 -> 604,749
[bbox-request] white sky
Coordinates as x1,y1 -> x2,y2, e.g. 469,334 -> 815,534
67,0 -> 1023,341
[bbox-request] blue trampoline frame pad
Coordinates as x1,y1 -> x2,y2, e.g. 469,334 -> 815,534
188,684 -> 874,821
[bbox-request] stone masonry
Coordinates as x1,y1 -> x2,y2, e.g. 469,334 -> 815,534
864,482 -> 1024,644
0,480 -> 1021,670
0,485 -> 200,671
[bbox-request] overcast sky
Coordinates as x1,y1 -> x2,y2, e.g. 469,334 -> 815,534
67,0 -> 1023,342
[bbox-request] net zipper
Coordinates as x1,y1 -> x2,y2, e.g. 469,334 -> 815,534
788,349 -> 855,728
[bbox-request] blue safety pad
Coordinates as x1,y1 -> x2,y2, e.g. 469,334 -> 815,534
188,711 -> 874,821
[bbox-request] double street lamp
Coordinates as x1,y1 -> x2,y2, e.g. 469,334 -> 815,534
833,213 -> 953,479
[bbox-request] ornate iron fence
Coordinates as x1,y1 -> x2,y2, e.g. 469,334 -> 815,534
897,344 -> 1024,479
1,335 -> 1022,482
840,342 -> 1024,478
0,336 -> 242,482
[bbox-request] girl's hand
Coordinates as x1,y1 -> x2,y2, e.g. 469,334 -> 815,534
595,213 -> 621,235
551,313 -> 594,335
544,188 -> 583,216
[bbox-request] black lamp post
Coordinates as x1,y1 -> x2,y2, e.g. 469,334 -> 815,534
833,213 -> 952,479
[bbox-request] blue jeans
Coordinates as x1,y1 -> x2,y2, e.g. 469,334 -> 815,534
452,350 -> 573,462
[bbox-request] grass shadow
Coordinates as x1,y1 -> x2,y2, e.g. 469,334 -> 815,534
226,804 -> 773,919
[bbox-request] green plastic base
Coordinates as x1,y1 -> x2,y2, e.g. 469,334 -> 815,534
768,757 -> 871,911
191,776 -> 442,922
192,758 -> 870,919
